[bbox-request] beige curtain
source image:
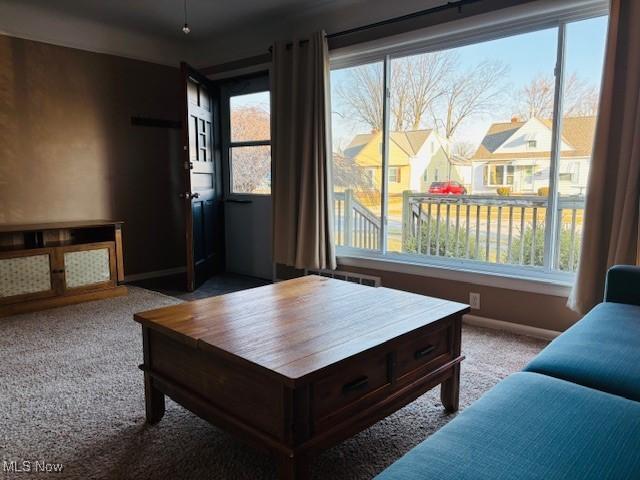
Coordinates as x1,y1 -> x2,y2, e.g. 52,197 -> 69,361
568,0 -> 640,313
272,31 -> 336,270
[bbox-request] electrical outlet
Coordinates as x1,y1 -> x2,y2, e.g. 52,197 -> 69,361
469,292 -> 481,310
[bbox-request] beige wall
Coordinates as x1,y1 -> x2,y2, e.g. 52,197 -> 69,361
338,264 -> 581,332
0,35 -> 185,275
276,262 -> 581,332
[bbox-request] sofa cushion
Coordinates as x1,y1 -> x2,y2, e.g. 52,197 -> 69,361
376,372 -> 640,480
524,302 -> 640,401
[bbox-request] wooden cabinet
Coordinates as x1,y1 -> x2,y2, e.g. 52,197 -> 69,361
0,221 -> 127,317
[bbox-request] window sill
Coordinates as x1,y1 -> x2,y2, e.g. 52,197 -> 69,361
336,250 -> 574,297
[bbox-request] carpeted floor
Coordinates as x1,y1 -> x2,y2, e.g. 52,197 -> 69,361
0,287 -> 548,480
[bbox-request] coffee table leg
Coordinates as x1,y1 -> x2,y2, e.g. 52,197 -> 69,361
144,372 -> 165,424
441,363 -> 460,413
277,453 -> 310,480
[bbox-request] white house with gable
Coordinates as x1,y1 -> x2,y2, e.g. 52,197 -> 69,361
470,116 -> 596,195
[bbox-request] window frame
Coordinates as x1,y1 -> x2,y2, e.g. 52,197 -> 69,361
330,6 -> 608,282
388,166 -> 401,183
485,165 -> 516,187
220,75 -> 272,198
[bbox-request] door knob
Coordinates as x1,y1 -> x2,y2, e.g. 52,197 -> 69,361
179,192 -> 200,199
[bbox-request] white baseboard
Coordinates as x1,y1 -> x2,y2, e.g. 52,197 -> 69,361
124,266 -> 186,283
463,314 -> 560,340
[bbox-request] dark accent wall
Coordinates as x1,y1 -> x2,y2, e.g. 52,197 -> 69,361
0,35 -> 185,276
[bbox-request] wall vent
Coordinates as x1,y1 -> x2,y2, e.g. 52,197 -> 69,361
305,269 -> 381,287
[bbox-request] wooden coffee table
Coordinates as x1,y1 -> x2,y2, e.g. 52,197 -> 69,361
134,276 -> 468,479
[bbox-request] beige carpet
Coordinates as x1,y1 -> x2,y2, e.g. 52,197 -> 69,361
0,287 -> 548,479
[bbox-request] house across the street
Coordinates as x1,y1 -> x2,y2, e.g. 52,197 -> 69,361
343,129 -> 472,194
471,116 -> 596,196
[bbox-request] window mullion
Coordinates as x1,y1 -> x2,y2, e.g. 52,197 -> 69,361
380,56 -> 391,254
544,23 -> 567,271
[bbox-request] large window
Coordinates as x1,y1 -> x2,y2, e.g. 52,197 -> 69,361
330,11 -> 608,280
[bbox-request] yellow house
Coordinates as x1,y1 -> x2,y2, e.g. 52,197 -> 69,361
342,129 -> 467,195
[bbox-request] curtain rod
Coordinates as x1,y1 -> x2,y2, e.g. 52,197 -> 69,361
206,0 -> 487,74
268,0 -> 481,51
325,0 -> 483,40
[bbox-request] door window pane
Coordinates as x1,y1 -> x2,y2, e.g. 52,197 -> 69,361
555,16 -> 607,272
331,61 -> 383,250
230,92 -> 271,142
230,146 -> 271,194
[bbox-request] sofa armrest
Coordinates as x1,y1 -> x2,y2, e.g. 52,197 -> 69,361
604,265 -> 640,306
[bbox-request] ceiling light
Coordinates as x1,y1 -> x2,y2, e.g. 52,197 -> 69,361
182,0 -> 191,35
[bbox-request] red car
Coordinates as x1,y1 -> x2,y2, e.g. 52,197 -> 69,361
428,181 -> 467,195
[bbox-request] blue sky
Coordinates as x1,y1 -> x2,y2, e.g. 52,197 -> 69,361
231,91 -> 270,112
330,15 -> 608,151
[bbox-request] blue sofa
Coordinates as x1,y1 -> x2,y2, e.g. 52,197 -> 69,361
377,266 -> 640,479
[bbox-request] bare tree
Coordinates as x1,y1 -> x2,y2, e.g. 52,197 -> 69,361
335,63 -> 384,131
515,74 -> 554,120
563,73 -> 600,116
513,72 -> 599,120
230,106 -> 271,193
333,151 -> 373,189
433,60 -> 510,141
335,52 -> 508,144
451,141 -> 477,160
335,52 -> 455,132
393,53 -> 455,130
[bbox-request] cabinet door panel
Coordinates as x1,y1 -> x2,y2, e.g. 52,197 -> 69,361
0,251 -> 55,303
62,243 -> 116,292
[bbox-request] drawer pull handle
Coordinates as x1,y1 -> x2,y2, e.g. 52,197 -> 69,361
415,345 -> 436,359
342,376 -> 369,394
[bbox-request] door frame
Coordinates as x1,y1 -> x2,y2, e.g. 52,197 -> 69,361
217,72 -> 273,279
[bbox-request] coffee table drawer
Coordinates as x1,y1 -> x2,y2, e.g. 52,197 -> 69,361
313,350 -> 390,428
396,325 -> 451,380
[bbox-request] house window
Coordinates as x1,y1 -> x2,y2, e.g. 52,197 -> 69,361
485,165 -> 515,186
559,161 -> 580,184
364,168 -> 376,187
389,167 -> 401,183
330,9 -> 607,278
521,166 -> 534,187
